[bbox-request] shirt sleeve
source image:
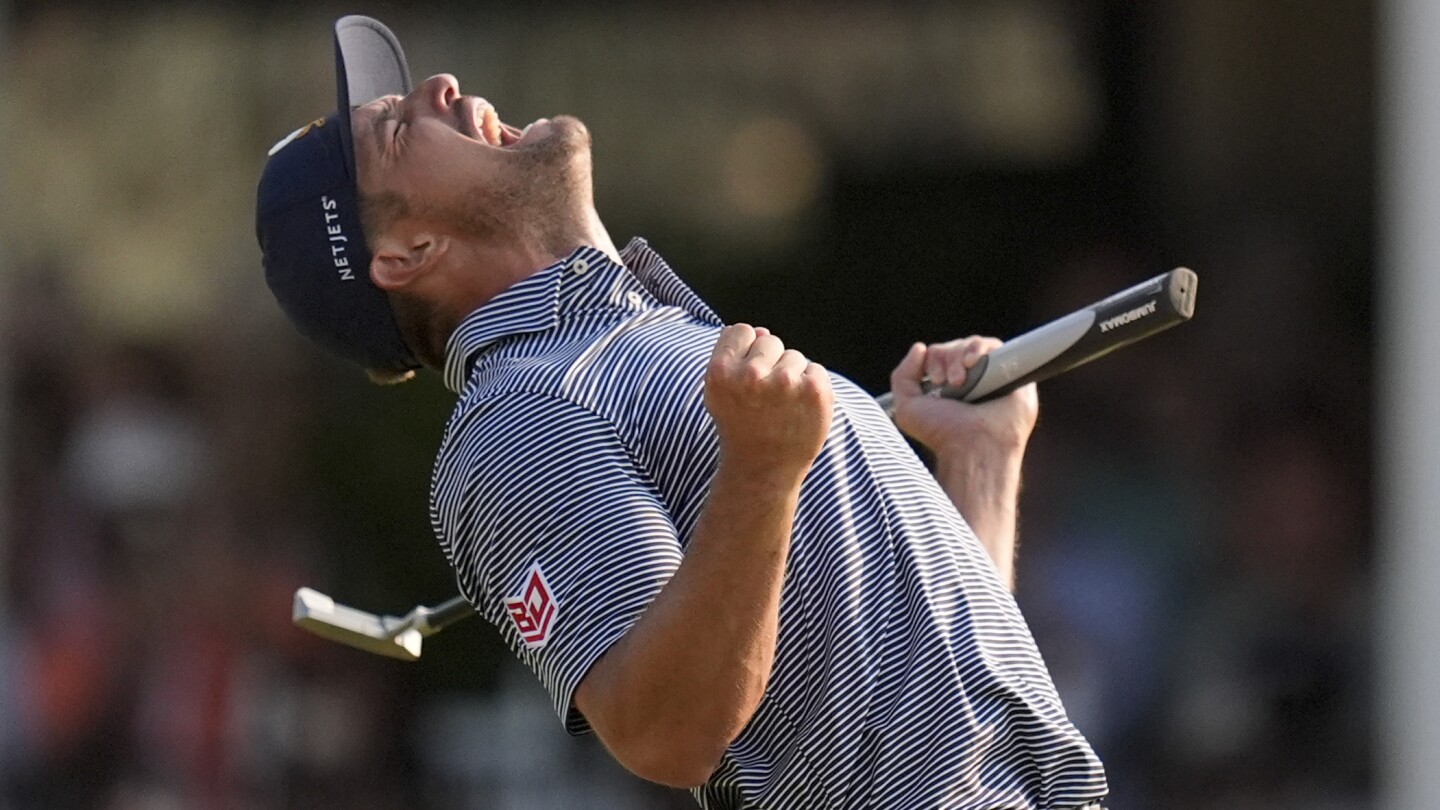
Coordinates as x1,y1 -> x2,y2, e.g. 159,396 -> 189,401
430,391 -> 685,734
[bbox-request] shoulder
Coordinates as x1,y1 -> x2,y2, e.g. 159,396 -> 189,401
433,389 -> 633,490
427,386 -> 678,599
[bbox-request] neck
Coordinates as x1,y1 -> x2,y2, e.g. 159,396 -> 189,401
402,210 -> 619,371
577,207 -> 621,264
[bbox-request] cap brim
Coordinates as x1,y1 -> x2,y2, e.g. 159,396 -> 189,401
333,15 -> 413,175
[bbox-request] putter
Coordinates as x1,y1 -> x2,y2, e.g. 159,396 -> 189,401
292,587 -> 474,661
295,268 -> 1198,659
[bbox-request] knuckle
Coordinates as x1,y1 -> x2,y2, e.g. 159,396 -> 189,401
740,362 -> 767,385
727,323 -> 755,342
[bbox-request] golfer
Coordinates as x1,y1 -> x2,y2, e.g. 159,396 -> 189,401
256,16 -> 1106,809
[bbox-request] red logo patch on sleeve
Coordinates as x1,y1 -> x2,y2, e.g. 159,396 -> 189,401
504,562 -> 558,649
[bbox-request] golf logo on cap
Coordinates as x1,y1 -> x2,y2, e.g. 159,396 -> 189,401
267,116 -> 328,156
505,562 -> 558,649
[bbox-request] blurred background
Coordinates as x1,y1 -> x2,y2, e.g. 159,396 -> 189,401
0,0 -> 1398,808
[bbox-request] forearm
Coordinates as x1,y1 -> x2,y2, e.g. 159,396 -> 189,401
934,443 -> 1023,590
577,460 -> 801,786
889,339 -> 1036,591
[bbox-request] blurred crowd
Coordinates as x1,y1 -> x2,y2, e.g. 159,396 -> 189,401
1012,235 -> 1372,809
0,227 -> 1373,810
0,263 -> 410,808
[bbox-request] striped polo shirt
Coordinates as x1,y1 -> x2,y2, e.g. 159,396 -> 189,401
429,239 -> 1107,809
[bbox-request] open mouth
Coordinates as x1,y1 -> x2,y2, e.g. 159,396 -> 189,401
460,96 -> 526,147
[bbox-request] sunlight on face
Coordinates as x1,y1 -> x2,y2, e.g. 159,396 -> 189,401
351,75 -> 594,252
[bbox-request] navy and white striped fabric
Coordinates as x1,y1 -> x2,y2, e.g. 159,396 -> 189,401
429,238 -> 1108,809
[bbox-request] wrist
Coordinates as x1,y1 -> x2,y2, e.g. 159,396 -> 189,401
933,436 -> 1026,479
714,450 -> 811,494
934,443 -> 1023,512
930,425 -> 1030,459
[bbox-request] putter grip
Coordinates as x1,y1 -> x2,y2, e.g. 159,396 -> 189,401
876,267 -> 1196,415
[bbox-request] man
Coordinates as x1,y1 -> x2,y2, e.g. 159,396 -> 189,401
256,16 -> 1106,809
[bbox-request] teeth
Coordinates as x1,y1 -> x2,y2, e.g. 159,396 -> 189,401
483,107 -> 502,146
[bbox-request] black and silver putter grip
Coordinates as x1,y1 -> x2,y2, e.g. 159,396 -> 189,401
876,268 -> 1197,414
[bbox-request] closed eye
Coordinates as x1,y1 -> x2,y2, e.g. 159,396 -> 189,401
369,98 -> 405,154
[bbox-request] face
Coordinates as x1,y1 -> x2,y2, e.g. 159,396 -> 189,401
350,73 -> 593,250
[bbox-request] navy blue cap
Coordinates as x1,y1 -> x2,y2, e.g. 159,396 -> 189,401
255,16 -> 417,373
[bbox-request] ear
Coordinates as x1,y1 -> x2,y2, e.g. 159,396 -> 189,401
369,228 -> 452,291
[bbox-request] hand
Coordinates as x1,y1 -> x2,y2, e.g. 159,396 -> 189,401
888,337 -> 1039,458
704,325 -> 834,481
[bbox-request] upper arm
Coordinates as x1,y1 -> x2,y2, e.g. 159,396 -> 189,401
431,392 -> 685,732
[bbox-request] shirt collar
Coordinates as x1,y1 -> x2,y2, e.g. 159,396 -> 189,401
442,238 -> 720,393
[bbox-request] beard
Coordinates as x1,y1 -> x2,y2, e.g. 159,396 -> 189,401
426,115 -> 594,257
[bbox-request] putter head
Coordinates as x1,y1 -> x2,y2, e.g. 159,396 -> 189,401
292,587 -> 424,661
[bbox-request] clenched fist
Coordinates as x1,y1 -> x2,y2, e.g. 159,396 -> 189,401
704,324 -> 834,482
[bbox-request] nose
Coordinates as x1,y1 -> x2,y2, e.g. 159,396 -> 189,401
416,74 -> 460,114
